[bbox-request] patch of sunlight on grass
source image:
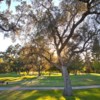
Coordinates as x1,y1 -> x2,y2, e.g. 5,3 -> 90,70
85,79 -> 93,82
20,72 -> 27,75
59,96 -> 66,100
37,96 -> 57,100
0,77 -> 20,82
5,91 -> 22,100
89,73 -> 100,76
22,80 -> 39,86
21,75 -> 36,79
75,97 -> 80,100
49,73 -> 62,76
77,91 -> 90,96
22,76 -> 43,86
0,75 -> 36,82
74,88 -> 100,100
20,90 -> 38,100
43,72 -> 62,76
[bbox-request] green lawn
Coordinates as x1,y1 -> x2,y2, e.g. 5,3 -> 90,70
0,73 -> 100,100
0,73 -> 100,87
0,88 -> 100,100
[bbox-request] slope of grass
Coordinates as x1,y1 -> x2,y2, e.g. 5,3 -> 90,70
0,88 -> 100,100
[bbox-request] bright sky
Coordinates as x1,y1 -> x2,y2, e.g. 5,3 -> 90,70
0,0 -> 60,52
0,0 -> 20,52
0,33 -> 21,51
0,34 -> 12,51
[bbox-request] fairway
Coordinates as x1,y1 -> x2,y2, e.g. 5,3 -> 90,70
0,73 -> 100,87
0,88 -> 100,100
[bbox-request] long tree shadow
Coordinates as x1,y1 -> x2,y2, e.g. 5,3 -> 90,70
0,90 -> 76,100
21,90 -> 76,100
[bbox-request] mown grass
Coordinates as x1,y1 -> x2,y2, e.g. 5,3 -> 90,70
0,73 -> 100,87
0,88 -> 100,100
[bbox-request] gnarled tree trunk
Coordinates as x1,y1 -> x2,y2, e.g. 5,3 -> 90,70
62,66 -> 73,96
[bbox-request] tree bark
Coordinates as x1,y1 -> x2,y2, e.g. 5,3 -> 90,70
62,66 -> 73,96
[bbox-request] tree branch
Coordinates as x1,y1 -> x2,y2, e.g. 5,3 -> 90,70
59,11 -> 89,53
73,33 -> 96,53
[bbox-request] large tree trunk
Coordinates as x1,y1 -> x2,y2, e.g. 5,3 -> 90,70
62,66 -> 73,96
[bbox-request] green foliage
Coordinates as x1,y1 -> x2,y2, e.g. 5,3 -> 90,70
92,37 -> 100,73
68,54 -> 83,74
92,37 -> 100,60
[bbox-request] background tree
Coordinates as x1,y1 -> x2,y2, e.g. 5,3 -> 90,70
0,51 -> 12,73
68,54 -> 83,75
92,59 -> 100,73
92,37 -> 100,60
0,44 -> 21,73
18,35 -> 53,76
83,51 -> 92,73
92,36 -> 100,73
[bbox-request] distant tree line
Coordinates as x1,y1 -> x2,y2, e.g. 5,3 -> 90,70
0,36 -> 100,75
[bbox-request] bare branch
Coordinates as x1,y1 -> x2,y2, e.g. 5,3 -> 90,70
59,11 -> 89,53
73,33 -> 96,53
62,11 -> 77,38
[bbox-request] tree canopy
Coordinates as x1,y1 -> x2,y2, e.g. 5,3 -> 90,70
0,0 -> 100,97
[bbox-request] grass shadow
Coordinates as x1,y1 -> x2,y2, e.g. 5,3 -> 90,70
0,89 -> 100,100
0,90 -> 76,100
